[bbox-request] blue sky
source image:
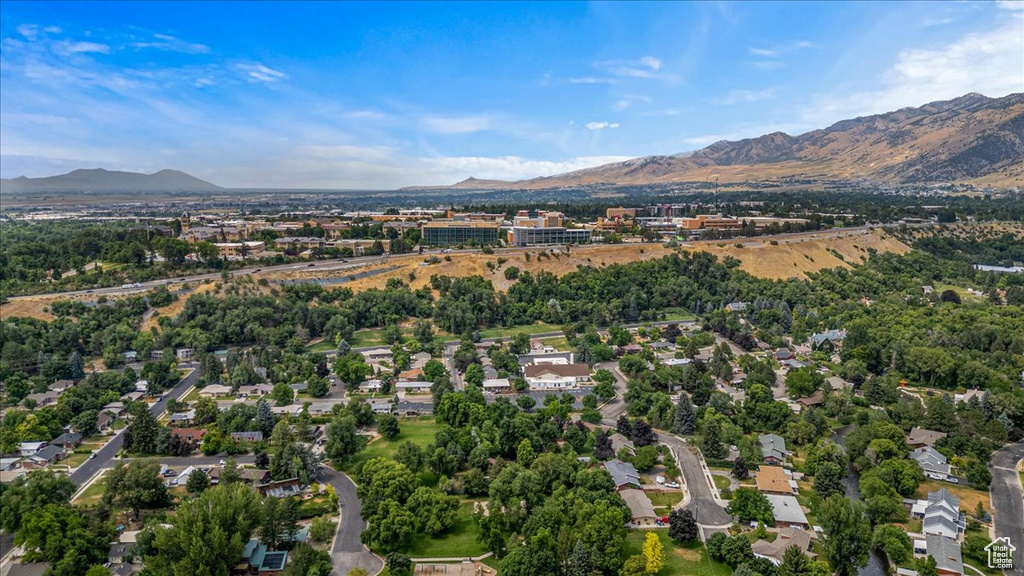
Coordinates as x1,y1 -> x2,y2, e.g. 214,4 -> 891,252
1,1 -> 1021,189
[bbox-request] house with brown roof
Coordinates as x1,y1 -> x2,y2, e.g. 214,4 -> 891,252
796,390 -> 825,408
620,489 -> 658,526
756,466 -> 798,496
907,427 -> 947,449
752,527 -> 815,565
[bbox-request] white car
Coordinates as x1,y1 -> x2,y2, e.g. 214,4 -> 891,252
665,481 -> 681,489
656,476 -> 665,485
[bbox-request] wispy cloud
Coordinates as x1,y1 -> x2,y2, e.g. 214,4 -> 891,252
594,55 -> 677,81
131,33 -> 211,55
239,63 -> 286,83
568,76 -> 618,85
748,47 -> 777,57
611,94 -> 652,111
717,88 -> 776,105
422,115 -> 494,134
52,40 -> 111,56
748,40 -> 818,70
586,121 -> 620,130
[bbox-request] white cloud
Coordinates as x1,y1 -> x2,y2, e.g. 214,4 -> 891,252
997,0 -> 1024,10
804,13 -> 1024,125
421,115 -> 493,134
568,76 -> 617,85
131,33 -> 211,54
43,26 -> 62,34
240,63 -> 286,82
301,144 -> 396,161
586,121 -> 620,130
611,94 -> 652,111
419,155 -> 633,182
17,24 -> 38,40
748,47 -> 777,57
594,56 -> 677,81
52,40 -> 111,55
717,88 -> 776,105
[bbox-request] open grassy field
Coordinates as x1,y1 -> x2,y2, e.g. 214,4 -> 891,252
73,472 -> 109,507
400,500 -> 489,558
622,531 -> 731,576
342,417 -> 438,474
914,480 -> 991,515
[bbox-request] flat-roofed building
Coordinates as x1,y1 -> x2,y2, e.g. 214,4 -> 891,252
421,221 -> 502,246
509,226 -> 591,247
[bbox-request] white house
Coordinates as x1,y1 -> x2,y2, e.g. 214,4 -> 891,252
523,364 -> 591,390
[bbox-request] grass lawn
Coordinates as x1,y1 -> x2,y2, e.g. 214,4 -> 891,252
914,480 -> 990,515
401,501 -> 488,558
648,491 -> 684,509
476,322 -> 562,340
539,336 -> 571,350
73,473 -> 109,507
181,388 -> 201,403
307,327 -> 389,351
661,308 -> 697,322
342,417 -> 438,474
622,531 -> 730,576
712,475 -> 732,492
65,452 -> 93,468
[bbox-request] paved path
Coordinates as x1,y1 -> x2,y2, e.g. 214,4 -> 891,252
657,432 -> 733,527
319,466 -> 384,576
989,441 -> 1024,576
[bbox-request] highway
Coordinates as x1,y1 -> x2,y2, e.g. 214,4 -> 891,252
989,441 -> 1024,576
7,224 -> 884,302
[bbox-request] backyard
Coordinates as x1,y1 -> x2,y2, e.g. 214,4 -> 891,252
622,531 -> 731,576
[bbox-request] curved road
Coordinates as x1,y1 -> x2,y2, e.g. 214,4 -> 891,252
319,466 -> 384,576
990,441 -> 1024,576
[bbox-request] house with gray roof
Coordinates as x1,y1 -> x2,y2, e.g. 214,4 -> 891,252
923,488 -> 964,539
907,427 -> 947,449
620,489 -> 658,525
759,434 -> 789,465
766,494 -> 809,529
925,534 -> 963,576
910,446 -> 951,481
604,459 -> 641,490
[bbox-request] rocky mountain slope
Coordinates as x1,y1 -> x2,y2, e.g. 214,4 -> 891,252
0,168 -> 222,193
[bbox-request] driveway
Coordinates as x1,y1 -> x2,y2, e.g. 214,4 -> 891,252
319,466 -> 384,576
989,441 -> 1024,576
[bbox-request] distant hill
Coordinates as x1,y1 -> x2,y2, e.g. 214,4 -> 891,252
0,168 -> 223,193
434,92 -> 1024,189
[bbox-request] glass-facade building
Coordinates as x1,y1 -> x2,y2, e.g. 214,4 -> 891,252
510,227 -> 591,247
422,223 -> 502,246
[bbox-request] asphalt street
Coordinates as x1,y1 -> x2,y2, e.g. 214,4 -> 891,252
70,363 -> 201,487
989,441 -> 1024,576
319,466 -> 384,576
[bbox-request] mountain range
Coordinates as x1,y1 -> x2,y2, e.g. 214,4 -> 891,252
419,92 -> 1024,190
0,168 -> 222,193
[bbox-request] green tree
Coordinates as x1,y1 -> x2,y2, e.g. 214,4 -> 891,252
310,515 -> 336,543
728,488 -> 775,525
16,504 -> 109,576
407,486 -> 459,535
673,391 -> 697,435
872,524 -> 912,564
186,468 -> 210,494
786,367 -> 824,399
778,545 -> 815,576
147,483 -> 263,576
0,470 -> 77,532
325,414 -> 365,463
668,508 -> 698,542
378,414 -> 400,440
260,496 -> 300,549
220,457 -> 243,485
818,495 -> 872,576
103,460 -> 171,519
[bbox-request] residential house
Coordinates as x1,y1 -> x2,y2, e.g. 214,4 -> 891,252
22,391 -> 59,408
103,402 -> 126,417
231,431 -> 264,442
0,457 -> 22,472
926,534 -> 964,576
775,349 -> 796,361
289,382 -> 308,393
395,400 -> 433,416
135,380 -> 149,394
96,411 -> 114,432
199,384 -> 233,398
50,432 -> 83,449
238,384 -> 274,397
270,405 -> 302,417
609,433 -> 636,457
122,350 -> 138,363
239,468 -> 272,485
410,352 -> 432,369
362,348 -> 394,363
662,358 -> 692,368
121,391 -> 144,403
240,538 -> 289,575
766,494 -> 810,529
368,398 -> 393,415
359,379 -> 383,393
482,378 -> 511,392
923,489 -> 965,539
170,427 -> 206,449
826,376 -> 849,391
398,368 -> 425,382
911,446 -> 952,481
795,390 -> 825,408
23,444 -> 65,469
753,527 -> 814,565
18,442 -> 47,456
175,348 -> 195,361
523,364 -> 591,390
620,489 -> 658,526
604,459 -> 641,490
907,427 -> 948,449
809,329 -> 846,352
756,466 -> 798,496
49,380 -> 75,394
256,478 -> 303,498
395,381 -> 432,393
725,302 -> 749,313
759,434 -> 789,465
169,410 -> 195,425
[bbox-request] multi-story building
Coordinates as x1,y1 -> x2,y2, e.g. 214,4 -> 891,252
213,241 -> 266,260
509,226 -> 591,246
421,221 -> 502,245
